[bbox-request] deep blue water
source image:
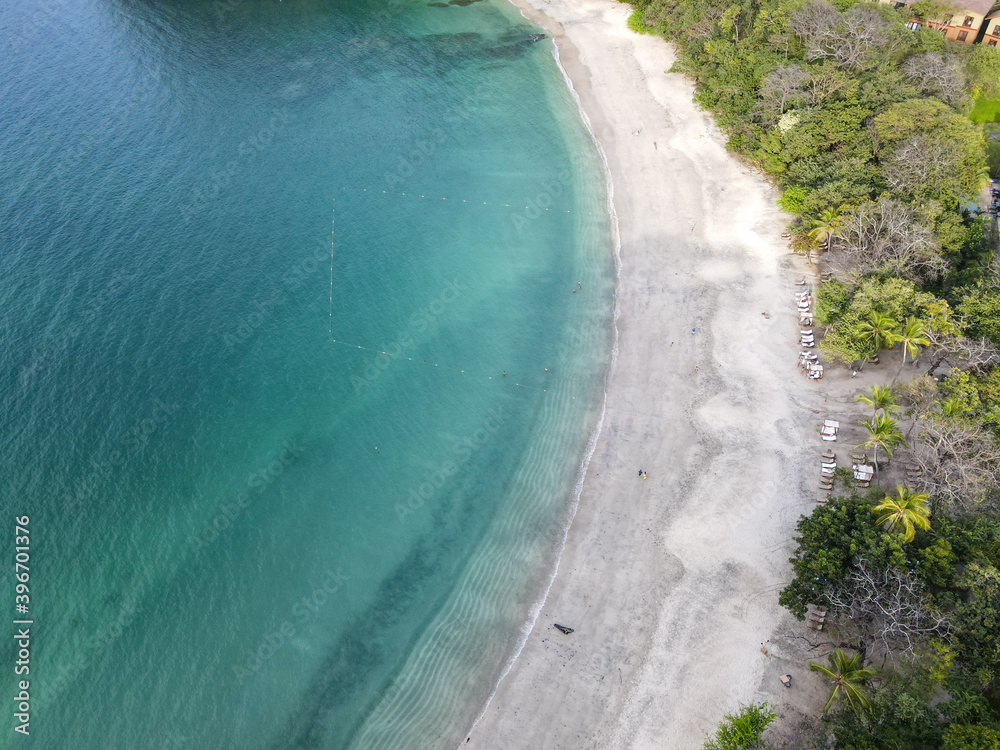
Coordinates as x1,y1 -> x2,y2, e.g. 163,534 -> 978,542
0,0 -> 612,747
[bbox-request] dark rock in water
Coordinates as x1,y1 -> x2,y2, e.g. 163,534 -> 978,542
428,2 -> 448,5
449,0 -> 483,5
529,33 -> 546,42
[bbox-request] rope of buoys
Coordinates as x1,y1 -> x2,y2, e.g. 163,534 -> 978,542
330,203 -> 337,338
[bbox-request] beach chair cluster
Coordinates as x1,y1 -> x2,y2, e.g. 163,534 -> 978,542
798,351 -> 823,379
795,283 -> 823,379
817,422 -> 840,501
806,604 -> 827,631
849,449 -> 874,488
820,448 -> 837,493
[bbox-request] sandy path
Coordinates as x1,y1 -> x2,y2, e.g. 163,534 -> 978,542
461,1 -> 831,747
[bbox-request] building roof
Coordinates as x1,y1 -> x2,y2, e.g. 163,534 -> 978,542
986,6 -> 1000,18
954,0 -> 997,16
897,0 -> 997,16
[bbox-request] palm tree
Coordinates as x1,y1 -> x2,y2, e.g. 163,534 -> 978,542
892,317 -> 930,385
873,485 -> 931,542
809,648 -> 875,714
856,384 -> 897,417
808,208 -> 842,250
939,395 -> 964,419
857,312 -> 898,362
860,413 -> 907,476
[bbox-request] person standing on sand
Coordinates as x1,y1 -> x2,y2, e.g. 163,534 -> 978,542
642,471 -> 647,480
638,468 -> 643,477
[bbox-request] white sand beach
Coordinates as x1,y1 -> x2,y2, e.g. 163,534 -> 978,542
463,1 -> 845,747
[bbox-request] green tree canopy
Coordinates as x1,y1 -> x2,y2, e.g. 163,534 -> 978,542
809,648 -> 875,714
780,495 -> 906,617
873,485 -> 932,543
703,702 -> 776,750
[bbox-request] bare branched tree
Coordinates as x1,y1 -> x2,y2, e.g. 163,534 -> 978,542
903,53 -> 968,108
882,135 -> 956,197
790,0 -> 841,44
791,1 -> 894,71
759,64 -> 809,121
831,198 -> 946,281
911,416 -> 1000,515
924,330 -> 1000,375
826,561 -> 951,666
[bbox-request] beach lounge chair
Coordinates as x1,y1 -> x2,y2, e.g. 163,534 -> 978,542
821,422 -> 838,441
852,464 -> 874,487
799,316 -> 814,326
809,365 -> 824,379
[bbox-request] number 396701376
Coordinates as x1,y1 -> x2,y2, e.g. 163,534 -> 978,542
15,516 -> 29,610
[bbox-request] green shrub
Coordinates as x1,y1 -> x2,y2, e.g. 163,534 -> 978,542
627,9 -> 652,34
703,702 -> 776,750
942,723 -> 1000,750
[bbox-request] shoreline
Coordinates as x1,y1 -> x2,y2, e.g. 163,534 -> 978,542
465,0 -> 830,746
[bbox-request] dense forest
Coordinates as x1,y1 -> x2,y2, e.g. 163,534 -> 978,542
624,0 -> 1000,746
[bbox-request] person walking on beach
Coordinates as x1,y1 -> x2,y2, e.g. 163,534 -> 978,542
642,471 -> 647,480
638,468 -> 643,478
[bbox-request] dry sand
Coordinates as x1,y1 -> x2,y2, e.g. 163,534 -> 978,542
459,0 -> 857,747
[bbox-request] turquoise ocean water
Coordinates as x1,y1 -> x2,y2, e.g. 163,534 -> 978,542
0,0 -> 613,747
